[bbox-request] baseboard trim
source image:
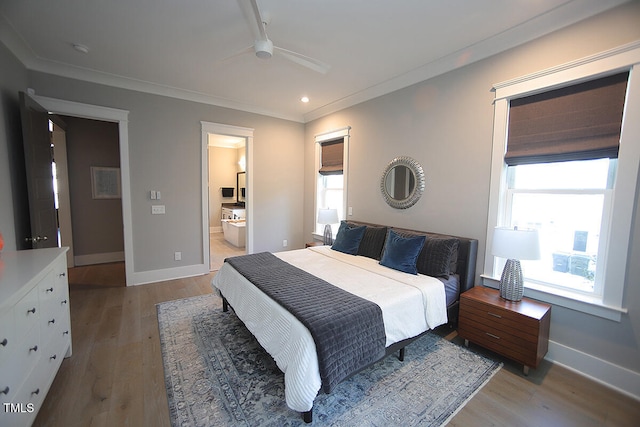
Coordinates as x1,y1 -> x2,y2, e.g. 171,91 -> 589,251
129,263 -> 209,286
547,340 -> 640,401
75,251 -> 125,266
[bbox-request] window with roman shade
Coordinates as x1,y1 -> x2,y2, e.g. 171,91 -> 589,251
485,42 -> 640,322
318,138 -> 344,175
505,72 -> 628,165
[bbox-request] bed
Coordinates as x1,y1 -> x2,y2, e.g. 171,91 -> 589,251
211,220 -> 478,422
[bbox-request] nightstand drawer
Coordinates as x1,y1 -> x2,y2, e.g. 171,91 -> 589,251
461,298 -> 541,341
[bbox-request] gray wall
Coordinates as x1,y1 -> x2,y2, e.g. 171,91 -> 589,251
305,2 -> 640,377
24,75 -> 305,271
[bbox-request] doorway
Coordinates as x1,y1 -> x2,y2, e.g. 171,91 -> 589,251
201,122 -> 254,271
33,95 -> 134,285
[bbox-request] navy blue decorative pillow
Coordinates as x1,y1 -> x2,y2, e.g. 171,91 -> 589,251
379,229 -> 426,274
331,221 -> 367,255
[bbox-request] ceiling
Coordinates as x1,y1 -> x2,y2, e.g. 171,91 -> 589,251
0,0 -> 629,123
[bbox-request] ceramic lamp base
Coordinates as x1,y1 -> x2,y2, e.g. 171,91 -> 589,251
323,224 -> 333,246
499,259 -> 524,301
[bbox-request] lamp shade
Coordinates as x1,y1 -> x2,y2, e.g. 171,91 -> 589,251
492,227 -> 540,260
317,208 -> 339,225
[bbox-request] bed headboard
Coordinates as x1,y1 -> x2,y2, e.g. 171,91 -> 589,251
345,220 -> 478,295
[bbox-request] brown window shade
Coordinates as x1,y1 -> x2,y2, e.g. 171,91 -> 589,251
505,72 -> 628,166
319,139 -> 343,175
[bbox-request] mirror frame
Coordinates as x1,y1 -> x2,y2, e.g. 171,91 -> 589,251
380,156 -> 425,209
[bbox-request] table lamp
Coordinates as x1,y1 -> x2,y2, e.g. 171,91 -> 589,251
492,226 -> 540,301
317,208 -> 339,245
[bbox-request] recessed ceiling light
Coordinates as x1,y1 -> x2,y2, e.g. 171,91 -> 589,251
72,43 -> 90,54
301,96 -> 310,103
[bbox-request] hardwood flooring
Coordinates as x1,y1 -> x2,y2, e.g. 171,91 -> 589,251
33,265 -> 639,427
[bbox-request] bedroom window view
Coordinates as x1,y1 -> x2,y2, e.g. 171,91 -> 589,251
505,158 -> 615,295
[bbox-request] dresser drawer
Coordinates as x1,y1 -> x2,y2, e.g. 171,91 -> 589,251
13,286 -> 40,339
0,322 -> 41,404
0,307 -> 15,364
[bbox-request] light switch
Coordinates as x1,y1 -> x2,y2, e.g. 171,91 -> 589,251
151,205 -> 165,214
150,190 -> 157,200
156,191 -> 161,200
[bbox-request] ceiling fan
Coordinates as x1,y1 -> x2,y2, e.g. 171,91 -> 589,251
229,0 -> 331,74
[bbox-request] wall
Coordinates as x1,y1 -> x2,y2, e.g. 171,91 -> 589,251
305,2 -> 640,393
27,74 -> 305,272
62,115 -> 124,264
0,42 -> 29,251
0,61 -> 304,277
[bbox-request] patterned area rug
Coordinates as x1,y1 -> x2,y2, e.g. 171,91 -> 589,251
157,294 -> 501,427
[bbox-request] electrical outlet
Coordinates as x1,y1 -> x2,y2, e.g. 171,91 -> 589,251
151,205 -> 165,214
283,239 -> 288,247
174,251 -> 181,261
348,206 -> 353,216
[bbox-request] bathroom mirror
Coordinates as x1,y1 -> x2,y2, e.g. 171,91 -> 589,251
380,156 -> 425,209
237,171 -> 246,204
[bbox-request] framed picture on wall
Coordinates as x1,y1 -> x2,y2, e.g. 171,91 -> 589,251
91,166 -> 121,199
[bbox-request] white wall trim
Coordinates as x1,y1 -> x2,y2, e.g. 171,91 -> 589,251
547,340 -> 640,401
74,251 -> 125,266
31,94 -> 136,286
129,264 -> 209,287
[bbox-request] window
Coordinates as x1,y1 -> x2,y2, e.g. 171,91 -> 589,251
314,128 -> 350,237
505,158 -> 615,295
485,42 -> 640,321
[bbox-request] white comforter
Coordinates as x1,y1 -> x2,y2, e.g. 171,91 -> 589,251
210,246 -> 447,412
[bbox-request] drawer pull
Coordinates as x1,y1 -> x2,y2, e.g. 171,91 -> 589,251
485,332 -> 501,340
63,330 -> 69,336
46,287 -> 54,293
31,388 -> 40,396
1,338 -> 7,346
50,354 -> 57,361
1,386 -> 9,395
487,312 -> 502,319
59,272 -> 66,277
27,307 -> 36,314
48,318 -> 56,325
29,345 -> 38,352
62,299 -> 68,305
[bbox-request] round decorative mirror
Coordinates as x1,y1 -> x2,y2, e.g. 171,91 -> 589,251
380,156 -> 425,209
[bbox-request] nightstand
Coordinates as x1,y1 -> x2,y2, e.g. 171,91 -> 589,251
305,241 -> 325,248
457,286 -> 551,375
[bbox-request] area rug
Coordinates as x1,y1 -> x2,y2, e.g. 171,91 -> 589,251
157,294 -> 501,427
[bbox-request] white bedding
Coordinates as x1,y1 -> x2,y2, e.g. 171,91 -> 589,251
210,246 -> 448,412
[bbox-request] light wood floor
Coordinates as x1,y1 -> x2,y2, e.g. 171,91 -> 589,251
33,266 -> 639,427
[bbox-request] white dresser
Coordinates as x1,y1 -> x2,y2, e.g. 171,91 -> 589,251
0,248 -> 71,427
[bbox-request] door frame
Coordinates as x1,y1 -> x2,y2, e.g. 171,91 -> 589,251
201,121 -> 254,263
33,95 -> 133,285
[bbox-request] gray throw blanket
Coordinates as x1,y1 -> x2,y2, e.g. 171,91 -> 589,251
225,252 -> 386,393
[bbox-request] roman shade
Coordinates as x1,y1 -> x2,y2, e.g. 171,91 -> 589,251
319,138 -> 344,175
505,72 -> 629,166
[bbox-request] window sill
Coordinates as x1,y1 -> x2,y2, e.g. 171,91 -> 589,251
480,275 -> 627,322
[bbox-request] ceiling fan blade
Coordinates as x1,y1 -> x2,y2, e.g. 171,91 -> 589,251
274,46 -> 331,74
219,46 -> 255,64
237,0 -> 268,42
